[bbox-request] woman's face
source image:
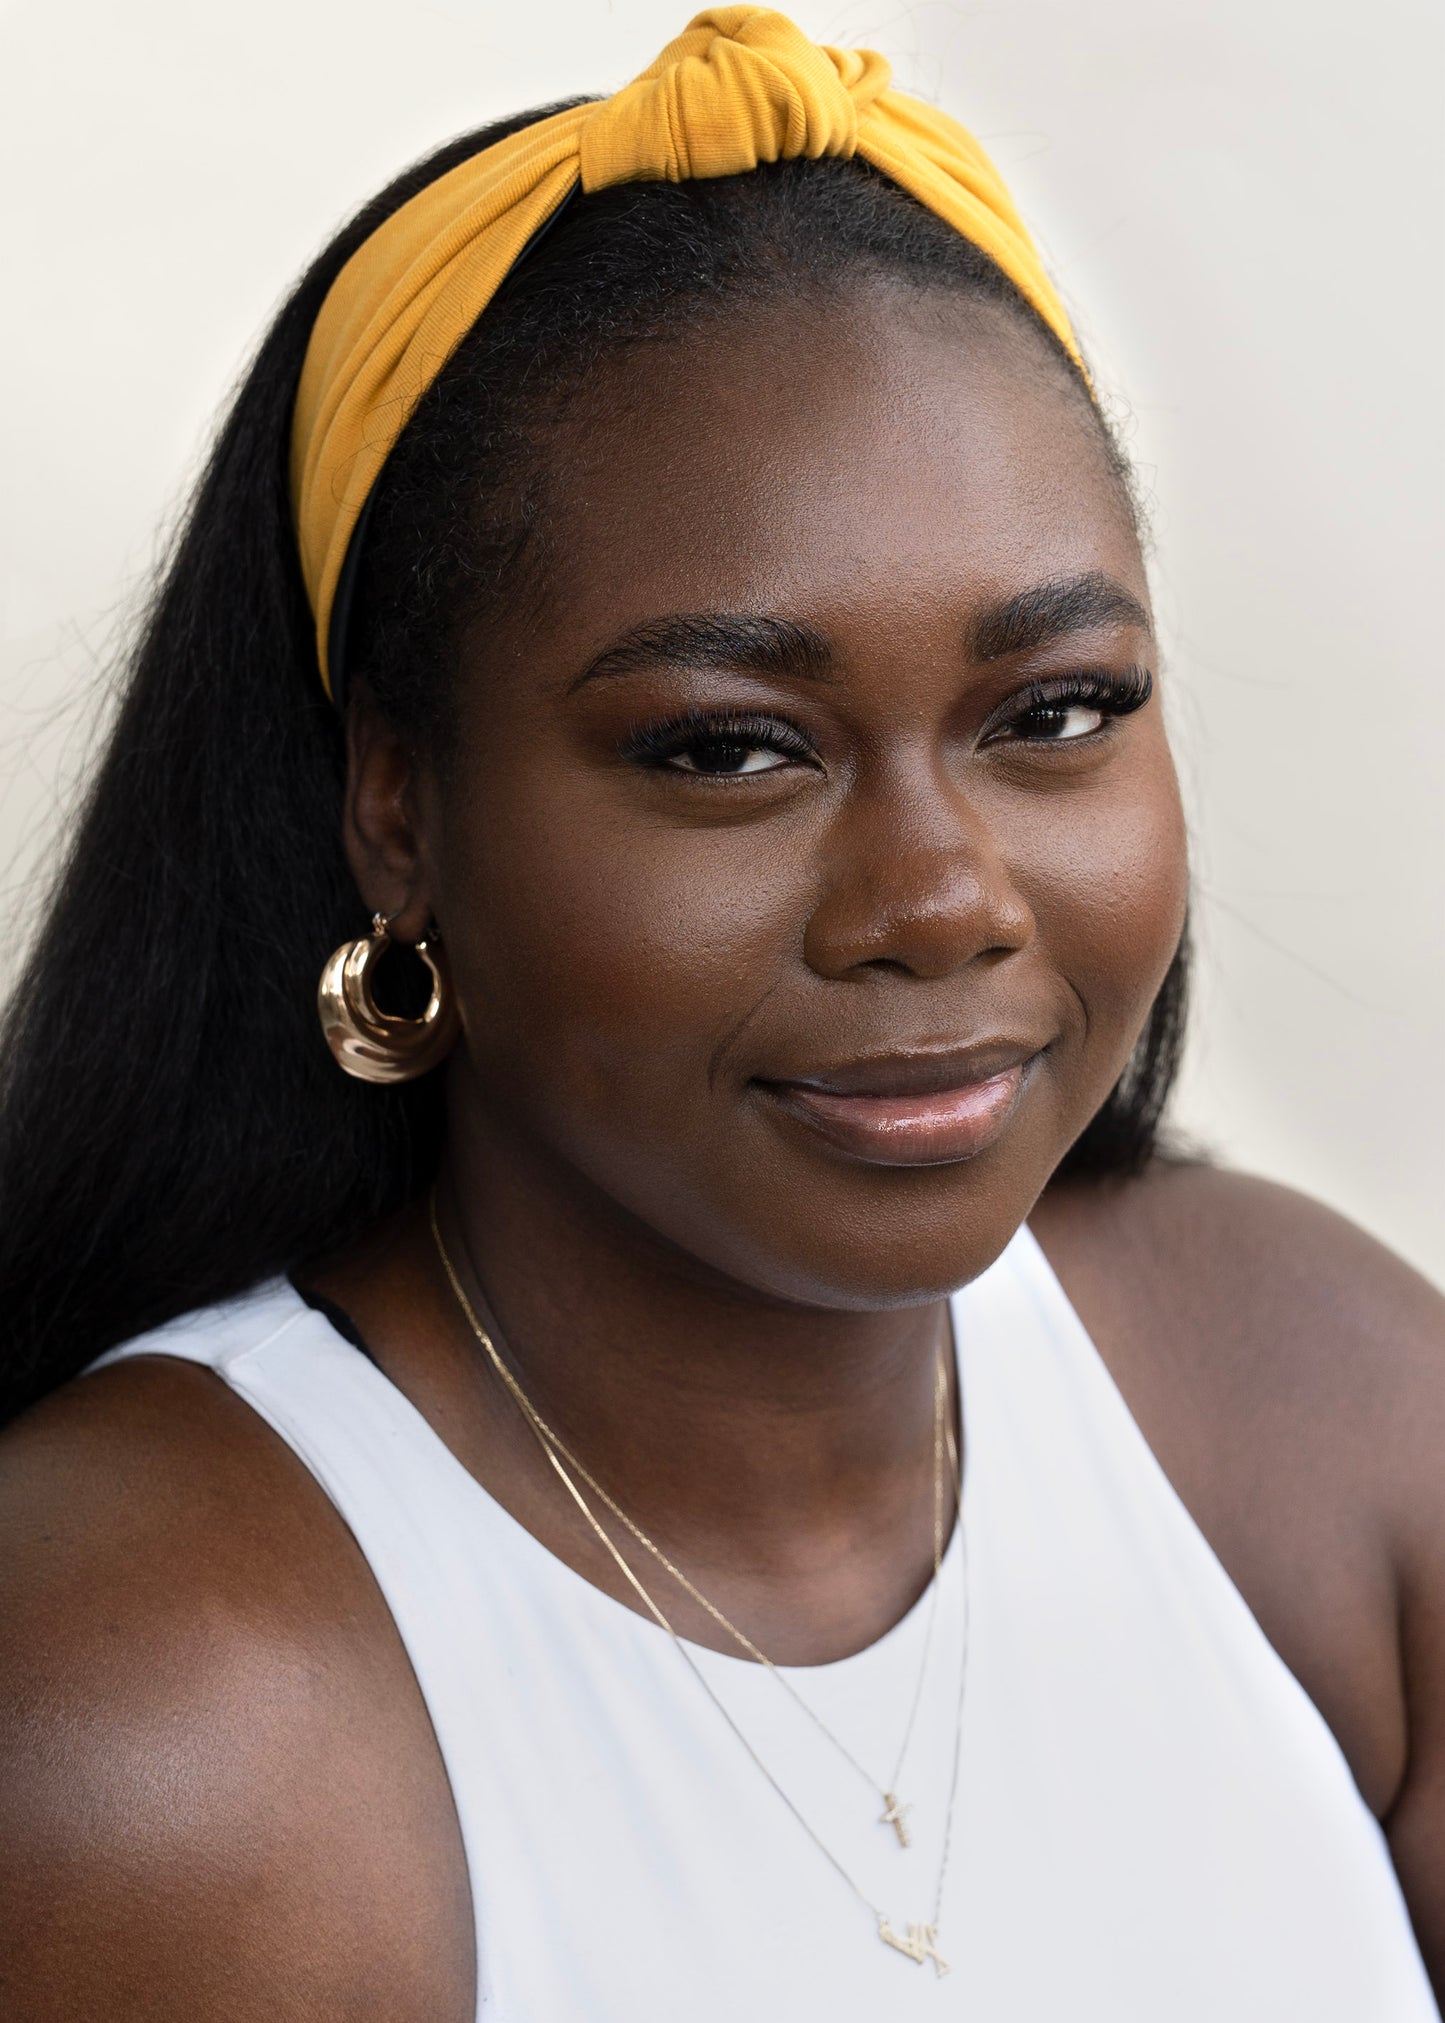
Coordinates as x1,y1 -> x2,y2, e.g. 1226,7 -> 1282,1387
400,284 -> 1187,1307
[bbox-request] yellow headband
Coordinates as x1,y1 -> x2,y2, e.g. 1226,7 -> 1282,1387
292,5 -> 1080,697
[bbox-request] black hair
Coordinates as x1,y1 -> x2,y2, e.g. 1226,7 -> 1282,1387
0,106 -> 1187,1424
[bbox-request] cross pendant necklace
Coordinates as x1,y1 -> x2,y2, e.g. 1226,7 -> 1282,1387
879,1791 -> 912,1848
431,1200 -> 971,1976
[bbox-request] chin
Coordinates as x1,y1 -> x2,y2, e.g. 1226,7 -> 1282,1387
660,1134 -> 1059,1313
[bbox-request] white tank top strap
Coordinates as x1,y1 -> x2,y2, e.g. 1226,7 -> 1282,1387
89,1230 -> 1439,2022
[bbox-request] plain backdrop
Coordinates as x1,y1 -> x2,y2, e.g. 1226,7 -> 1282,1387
2,0 -> 1441,1282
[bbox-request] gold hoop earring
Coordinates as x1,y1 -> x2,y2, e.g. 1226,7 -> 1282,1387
317,912 -> 460,1084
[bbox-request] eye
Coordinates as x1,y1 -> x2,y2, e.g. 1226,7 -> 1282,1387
1015,700 -> 1108,742
619,709 -> 817,778
670,736 -> 792,775
983,667 -> 1154,748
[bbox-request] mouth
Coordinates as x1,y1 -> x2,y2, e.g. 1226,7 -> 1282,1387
755,1042 -> 1042,1168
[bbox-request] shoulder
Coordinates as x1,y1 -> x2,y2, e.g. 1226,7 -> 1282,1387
0,1348 -> 472,2020
1035,1158 -> 1444,1426
1032,1158 -> 1445,1614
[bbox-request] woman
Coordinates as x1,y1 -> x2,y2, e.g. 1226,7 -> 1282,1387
0,9 -> 1439,2017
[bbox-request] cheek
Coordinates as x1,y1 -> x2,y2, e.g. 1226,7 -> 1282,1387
1006,739 -> 1188,1081
439,771 -> 806,1113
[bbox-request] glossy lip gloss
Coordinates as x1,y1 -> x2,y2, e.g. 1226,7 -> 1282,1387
758,1051 -> 1035,1167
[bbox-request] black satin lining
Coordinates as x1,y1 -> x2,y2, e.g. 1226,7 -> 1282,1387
289,1278 -> 381,1368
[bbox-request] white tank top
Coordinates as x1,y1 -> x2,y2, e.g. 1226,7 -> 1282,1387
93,1225 -> 1437,2020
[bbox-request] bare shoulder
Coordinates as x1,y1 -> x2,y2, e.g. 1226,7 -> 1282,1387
1033,1157 -> 1445,1617
0,1353 -> 472,2021
1034,1160 -> 1445,1502
1033,1161 -> 1445,1979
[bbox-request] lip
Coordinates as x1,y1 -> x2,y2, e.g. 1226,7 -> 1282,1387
756,1043 -> 1040,1168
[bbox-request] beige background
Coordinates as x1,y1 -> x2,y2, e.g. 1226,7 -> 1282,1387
2,0 -> 1441,1281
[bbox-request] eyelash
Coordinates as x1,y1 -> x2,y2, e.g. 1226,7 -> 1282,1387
987,666 -> 1154,743
618,669 -> 1154,776
619,708 -> 817,772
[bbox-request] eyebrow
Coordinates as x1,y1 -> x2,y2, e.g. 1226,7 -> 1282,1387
970,572 -> 1152,660
572,612 -> 835,690
572,570 -> 1150,692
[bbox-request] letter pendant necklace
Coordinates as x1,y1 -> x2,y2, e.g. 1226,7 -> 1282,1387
431,1199 -> 970,1973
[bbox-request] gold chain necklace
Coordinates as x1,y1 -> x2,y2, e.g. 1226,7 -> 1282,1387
429,1194 -> 949,1840
430,1197 -> 970,1974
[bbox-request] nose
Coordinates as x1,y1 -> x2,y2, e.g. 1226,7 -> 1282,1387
802,764 -> 1036,982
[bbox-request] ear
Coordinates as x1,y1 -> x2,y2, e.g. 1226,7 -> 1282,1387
341,681 -> 437,944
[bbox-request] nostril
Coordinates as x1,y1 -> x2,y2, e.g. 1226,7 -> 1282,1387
802,827 -> 1037,983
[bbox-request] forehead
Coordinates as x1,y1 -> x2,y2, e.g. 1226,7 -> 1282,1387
530,285 -> 1143,651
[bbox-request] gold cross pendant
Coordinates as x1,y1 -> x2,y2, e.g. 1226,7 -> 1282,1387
879,1791 -> 912,1848
878,1918 -> 950,1977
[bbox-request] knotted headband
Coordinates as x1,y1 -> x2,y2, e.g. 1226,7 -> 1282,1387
292,5 -> 1081,698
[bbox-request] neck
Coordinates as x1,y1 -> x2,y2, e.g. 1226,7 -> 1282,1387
435,1108 -> 951,1591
